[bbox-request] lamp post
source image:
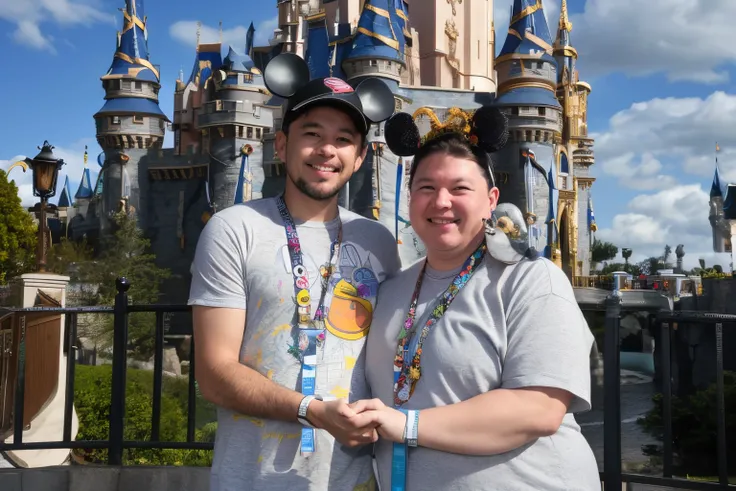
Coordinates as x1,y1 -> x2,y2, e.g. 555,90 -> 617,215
22,141 -> 66,273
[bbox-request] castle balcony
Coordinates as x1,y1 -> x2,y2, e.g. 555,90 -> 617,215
197,100 -> 273,130
102,79 -> 160,102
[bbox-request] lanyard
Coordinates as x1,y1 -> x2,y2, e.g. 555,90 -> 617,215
390,240 -> 487,490
276,195 -> 342,456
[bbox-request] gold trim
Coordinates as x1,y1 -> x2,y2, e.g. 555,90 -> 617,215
365,4 -> 391,18
396,9 -> 408,22
553,45 -> 578,58
498,80 -> 555,95
114,52 -> 160,80
495,52 -> 547,64
510,0 -> 542,26
356,27 -> 399,50
329,36 -> 353,47
508,28 -> 522,40
122,10 -> 146,34
558,0 -> 573,32
525,31 -> 553,54
304,12 -> 326,22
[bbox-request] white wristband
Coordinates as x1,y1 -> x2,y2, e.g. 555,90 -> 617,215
406,410 -> 419,447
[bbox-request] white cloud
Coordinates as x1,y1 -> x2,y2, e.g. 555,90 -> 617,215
593,91 -> 736,189
570,0 -> 736,84
494,0 -> 736,84
169,16 -> 279,52
1,140 -> 98,208
595,185 -> 732,271
0,0 -> 112,52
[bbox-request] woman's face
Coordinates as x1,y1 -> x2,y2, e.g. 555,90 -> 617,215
409,152 -> 499,255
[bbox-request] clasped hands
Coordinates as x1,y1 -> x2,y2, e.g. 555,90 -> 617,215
306,397 -> 407,448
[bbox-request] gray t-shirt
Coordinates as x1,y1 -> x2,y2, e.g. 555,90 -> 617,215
365,254 -> 600,491
188,197 -> 401,491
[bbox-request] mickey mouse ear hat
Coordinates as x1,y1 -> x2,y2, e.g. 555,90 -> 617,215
383,105 -> 510,156
264,53 -> 396,135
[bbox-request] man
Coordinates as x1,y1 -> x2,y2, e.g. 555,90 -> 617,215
188,53 -> 400,491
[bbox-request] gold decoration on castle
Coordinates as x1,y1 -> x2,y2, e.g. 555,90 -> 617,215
412,106 -> 475,145
444,20 -> 460,81
447,0 -> 462,16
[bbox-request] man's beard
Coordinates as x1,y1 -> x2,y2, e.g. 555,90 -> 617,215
293,177 -> 342,200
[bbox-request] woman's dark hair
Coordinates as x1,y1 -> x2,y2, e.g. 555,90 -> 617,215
408,132 -> 495,189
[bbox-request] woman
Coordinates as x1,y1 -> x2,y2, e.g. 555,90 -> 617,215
359,107 -> 600,490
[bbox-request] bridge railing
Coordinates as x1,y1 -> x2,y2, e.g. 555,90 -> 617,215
0,280 -> 733,489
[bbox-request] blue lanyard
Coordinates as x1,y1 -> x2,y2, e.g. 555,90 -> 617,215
276,196 -> 341,455
390,242 -> 487,490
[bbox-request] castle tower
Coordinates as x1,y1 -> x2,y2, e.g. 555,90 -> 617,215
408,0 -> 495,90
709,164 -> 736,272
342,0 -> 406,90
493,0 -> 564,271
93,0 -> 169,227
203,45 -> 274,211
553,0 -> 595,276
276,0 -> 311,55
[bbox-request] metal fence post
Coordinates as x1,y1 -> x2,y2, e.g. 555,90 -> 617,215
603,292 -> 623,491
108,277 -> 130,465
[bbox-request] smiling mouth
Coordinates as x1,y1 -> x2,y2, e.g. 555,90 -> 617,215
308,163 -> 339,173
428,218 -> 459,225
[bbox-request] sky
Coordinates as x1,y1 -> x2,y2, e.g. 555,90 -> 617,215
0,0 -> 735,271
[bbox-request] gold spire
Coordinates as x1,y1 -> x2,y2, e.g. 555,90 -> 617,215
559,0 -> 572,32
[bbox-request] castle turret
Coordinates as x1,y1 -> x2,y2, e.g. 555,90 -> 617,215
57,176 -> 72,208
495,0 -> 561,144
493,0 -> 564,271
342,0 -> 406,89
710,164 -> 729,253
94,0 -> 169,227
203,45 -> 274,210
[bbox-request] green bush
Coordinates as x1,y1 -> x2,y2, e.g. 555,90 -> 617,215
74,364 -> 216,466
637,371 -> 736,476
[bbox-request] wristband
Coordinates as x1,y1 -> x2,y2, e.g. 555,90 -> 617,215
406,410 -> 419,447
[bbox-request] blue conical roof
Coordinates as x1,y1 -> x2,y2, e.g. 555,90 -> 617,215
57,176 -> 72,207
711,165 -> 724,198
103,0 -> 158,82
346,0 -> 404,63
499,0 -> 555,63
75,168 -> 94,200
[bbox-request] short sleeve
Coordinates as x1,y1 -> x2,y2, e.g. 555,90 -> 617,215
501,270 -> 595,413
188,215 -> 248,310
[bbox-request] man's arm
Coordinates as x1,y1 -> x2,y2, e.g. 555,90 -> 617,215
193,305 -> 304,421
193,305 -> 380,446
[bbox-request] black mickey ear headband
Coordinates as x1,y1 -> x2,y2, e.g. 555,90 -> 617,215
384,105 -> 510,156
263,52 -> 395,125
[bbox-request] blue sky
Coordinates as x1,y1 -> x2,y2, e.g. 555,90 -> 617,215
1,0 -> 735,269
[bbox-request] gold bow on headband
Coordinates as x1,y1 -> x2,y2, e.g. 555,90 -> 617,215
412,107 -> 478,146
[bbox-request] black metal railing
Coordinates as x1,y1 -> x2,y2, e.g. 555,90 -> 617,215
0,277 -> 211,465
0,280 -> 733,490
601,293 -> 735,490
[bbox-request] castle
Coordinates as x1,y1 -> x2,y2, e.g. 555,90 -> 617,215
53,0 -> 598,304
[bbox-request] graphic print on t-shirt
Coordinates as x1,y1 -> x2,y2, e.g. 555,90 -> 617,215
277,242 -> 380,341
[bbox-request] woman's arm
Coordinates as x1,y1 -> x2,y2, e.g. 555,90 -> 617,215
353,386 -> 571,455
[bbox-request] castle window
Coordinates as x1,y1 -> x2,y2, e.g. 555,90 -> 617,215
247,126 -> 253,139
511,107 -> 519,115
238,126 -> 244,138
133,115 -> 144,124
256,128 -> 262,139
538,107 -> 546,116
111,116 -> 121,125
134,81 -> 142,90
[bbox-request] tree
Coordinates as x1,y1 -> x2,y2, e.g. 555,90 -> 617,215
0,169 -> 37,285
662,244 -> 672,267
591,238 -> 619,264
49,210 -> 170,359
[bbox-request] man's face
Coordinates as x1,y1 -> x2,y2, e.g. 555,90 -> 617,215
275,105 -> 367,201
